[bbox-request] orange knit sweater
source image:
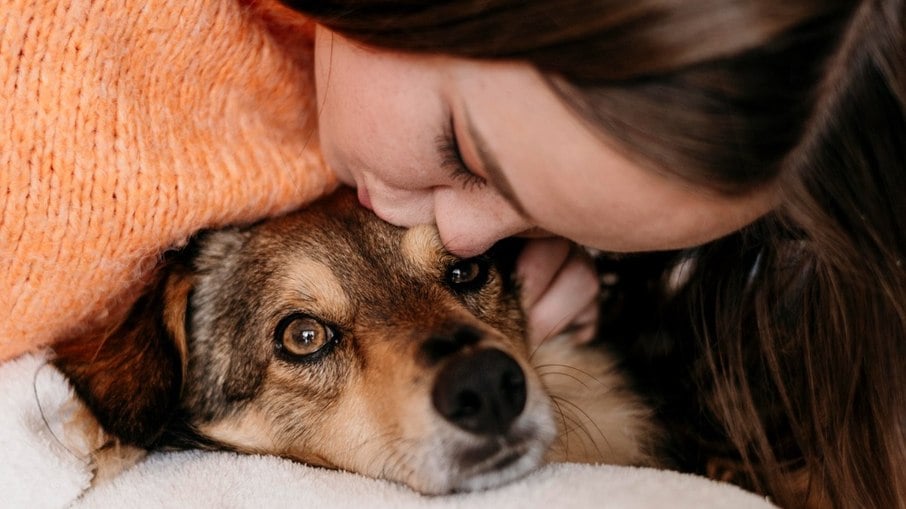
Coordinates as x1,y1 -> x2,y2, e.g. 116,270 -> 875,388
0,0 -> 335,360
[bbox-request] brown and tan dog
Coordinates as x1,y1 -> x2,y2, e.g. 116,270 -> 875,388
53,188 -> 658,494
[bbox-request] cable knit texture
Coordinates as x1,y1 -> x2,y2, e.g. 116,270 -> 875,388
0,0 -> 335,360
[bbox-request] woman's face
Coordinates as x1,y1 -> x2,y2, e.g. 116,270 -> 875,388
314,28 -> 776,257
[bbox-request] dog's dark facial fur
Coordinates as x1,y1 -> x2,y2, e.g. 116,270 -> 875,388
53,188 -> 657,494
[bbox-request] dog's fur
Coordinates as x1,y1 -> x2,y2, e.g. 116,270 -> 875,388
53,188 -> 658,494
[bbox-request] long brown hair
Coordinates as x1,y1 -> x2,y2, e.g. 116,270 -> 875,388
283,1 -> 905,507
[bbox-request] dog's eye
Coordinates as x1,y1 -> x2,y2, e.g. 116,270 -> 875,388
275,315 -> 337,360
446,258 -> 489,291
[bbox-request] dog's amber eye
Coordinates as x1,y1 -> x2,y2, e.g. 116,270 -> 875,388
276,315 -> 337,360
446,258 -> 489,290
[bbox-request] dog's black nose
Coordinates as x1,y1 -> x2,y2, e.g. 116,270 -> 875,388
431,348 -> 527,436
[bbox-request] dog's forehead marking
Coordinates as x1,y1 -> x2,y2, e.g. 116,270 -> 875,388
401,225 -> 445,274
281,256 -> 351,316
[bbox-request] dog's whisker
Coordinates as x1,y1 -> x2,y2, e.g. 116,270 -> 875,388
527,336 -> 548,363
550,402 -> 590,438
536,367 -> 592,390
547,395 -> 575,458
527,324 -> 573,363
534,313 -> 581,351
548,398 -> 594,459
555,410 -> 600,460
535,362 -> 615,393
550,395 -> 611,459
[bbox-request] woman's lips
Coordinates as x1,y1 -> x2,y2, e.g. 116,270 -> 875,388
357,185 -> 373,210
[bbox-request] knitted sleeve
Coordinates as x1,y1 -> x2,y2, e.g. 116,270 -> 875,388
0,0 -> 336,360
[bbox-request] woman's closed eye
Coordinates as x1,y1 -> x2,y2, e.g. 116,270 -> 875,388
437,120 -> 486,190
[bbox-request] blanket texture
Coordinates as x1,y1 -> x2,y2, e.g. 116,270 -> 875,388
0,0 -> 334,361
1,352 -> 777,509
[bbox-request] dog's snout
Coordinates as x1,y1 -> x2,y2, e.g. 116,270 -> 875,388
420,325 -> 482,364
431,349 -> 527,436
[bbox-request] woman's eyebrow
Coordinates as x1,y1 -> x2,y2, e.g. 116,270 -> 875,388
463,111 -> 530,219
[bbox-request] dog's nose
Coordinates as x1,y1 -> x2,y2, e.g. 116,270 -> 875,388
431,348 -> 527,436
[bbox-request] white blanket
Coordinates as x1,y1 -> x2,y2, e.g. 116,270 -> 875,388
1,353 -> 777,509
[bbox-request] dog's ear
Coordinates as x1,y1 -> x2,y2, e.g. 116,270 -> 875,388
53,262 -> 193,448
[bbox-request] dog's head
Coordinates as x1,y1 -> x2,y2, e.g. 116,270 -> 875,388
54,188 -> 558,493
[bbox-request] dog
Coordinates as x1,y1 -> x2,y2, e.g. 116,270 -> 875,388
52,188 -> 659,494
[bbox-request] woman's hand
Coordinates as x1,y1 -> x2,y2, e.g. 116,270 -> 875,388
516,238 -> 600,346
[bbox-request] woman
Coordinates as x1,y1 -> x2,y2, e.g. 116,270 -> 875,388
290,0 -> 904,507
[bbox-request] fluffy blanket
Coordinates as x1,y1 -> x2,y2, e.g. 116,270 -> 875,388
1,353 -> 777,509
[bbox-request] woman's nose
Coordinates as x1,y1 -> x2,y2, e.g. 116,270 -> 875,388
434,188 -> 532,257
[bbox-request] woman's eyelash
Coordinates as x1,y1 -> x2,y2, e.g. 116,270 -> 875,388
437,126 -> 486,190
